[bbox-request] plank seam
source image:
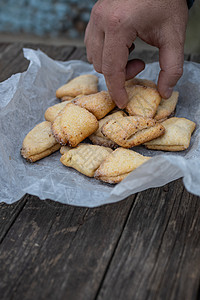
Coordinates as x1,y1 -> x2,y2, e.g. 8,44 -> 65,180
145,186 -> 185,298
0,194 -> 29,245
94,194 -> 137,300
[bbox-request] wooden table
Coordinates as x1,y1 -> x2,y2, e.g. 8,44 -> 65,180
0,43 -> 200,300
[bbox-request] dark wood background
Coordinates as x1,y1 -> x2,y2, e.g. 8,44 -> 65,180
0,43 -> 200,300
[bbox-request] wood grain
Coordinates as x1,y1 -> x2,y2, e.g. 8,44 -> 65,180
96,179 -> 200,300
0,196 -> 135,300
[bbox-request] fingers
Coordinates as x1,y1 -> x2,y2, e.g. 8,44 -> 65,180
158,43 -> 184,99
126,59 -> 145,80
84,22 -> 104,73
102,35 -> 130,108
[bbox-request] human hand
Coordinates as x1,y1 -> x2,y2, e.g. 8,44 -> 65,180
84,0 -> 188,108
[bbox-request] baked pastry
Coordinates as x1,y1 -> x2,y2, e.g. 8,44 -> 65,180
44,102 -> 68,123
94,148 -> 151,183
89,110 -> 127,148
145,117 -> 196,151
61,96 -> 74,102
73,91 -> 116,120
101,116 -> 165,148
52,103 -> 99,147
56,74 -> 98,99
21,121 -> 61,162
154,91 -> 179,122
125,85 -> 161,118
60,146 -> 71,155
125,78 -> 157,89
60,143 -> 112,177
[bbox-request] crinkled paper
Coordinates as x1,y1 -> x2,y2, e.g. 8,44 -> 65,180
0,48 -> 200,207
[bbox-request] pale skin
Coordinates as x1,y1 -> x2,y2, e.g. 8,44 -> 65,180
84,0 -> 188,108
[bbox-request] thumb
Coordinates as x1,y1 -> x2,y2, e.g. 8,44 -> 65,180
158,43 -> 184,99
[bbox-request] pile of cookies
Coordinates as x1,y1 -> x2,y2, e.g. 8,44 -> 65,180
21,74 -> 196,184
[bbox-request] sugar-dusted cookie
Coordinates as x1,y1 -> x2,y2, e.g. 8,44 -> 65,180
94,148 -> 151,183
60,143 -> 112,177
45,102 -> 68,123
73,91 -> 116,120
52,103 -> 99,147
125,85 -> 161,118
51,109 -> 68,145
56,74 -> 98,99
101,116 -> 165,148
60,146 -> 71,155
61,96 -> 74,102
89,110 -> 127,148
154,91 -> 179,122
125,78 -> 157,89
21,121 -> 61,162
144,117 -> 196,151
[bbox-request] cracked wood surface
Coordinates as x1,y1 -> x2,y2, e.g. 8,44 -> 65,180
0,43 -> 200,300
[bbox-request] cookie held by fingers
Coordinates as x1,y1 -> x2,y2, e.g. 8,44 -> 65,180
21,121 -> 61,162
101,116 -> 165,148
94,148 -> 151,183
60,143 -> 112,177
89,110 -> 127,148
56,74 -> 98,99
144,117 -> 196,151
125,78 -> 157,89
154,91 -> 179,122
125,85 -> 161,118
52,103 -> 99,147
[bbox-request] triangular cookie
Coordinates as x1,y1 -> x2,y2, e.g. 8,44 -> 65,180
52,103 -> 98,147
154,91 -> 179,122
125,85 -> 161,118
73,91 -> 116,120
21,121 -> 60,162
145,117 -> 196,151
101,116 -> 165,148
56,74 -> 98,98
89,110 -> 126,148
60,143 -> 112,177
94,148 -> 150,183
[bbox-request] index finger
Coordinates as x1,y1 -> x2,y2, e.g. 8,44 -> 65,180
102,33 -> 129,108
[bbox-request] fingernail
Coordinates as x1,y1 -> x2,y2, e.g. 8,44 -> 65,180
164,87 -> 173,99
117,101 -> 128,109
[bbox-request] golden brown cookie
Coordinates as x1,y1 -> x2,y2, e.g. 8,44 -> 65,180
94,148 -> 151,183
61,95 -> 74,102
101,116 -> 165,148
125,78 -> 157,89
52,103 -> 99,147
60,143 -> 112,177
73,91 -> 116,120
154,91 -> 179,122
60,146 -> 71,155
21,121 -> 61,162
125,85 -> 161,118
44,102 -> 68,123
89,110 -> 127,148
56,74 -> 98,98
144,117 -> 196,151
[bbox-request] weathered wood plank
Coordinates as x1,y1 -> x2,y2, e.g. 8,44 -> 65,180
67,46 -> 87,61
0,195 -> 135,300
96,179 -> 200,300
0,43 -> 75,82
0,195 -> 28,244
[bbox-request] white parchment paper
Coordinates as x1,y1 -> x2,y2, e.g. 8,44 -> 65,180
0,48 -> 200,207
